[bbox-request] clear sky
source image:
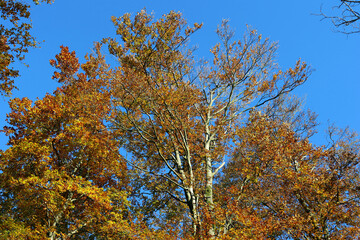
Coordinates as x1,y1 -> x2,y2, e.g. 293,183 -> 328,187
1,0 -> 359,147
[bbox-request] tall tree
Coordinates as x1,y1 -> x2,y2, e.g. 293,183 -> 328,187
0,0 -> 54,95
0,46 -> 132,239
103,10 -> 310,238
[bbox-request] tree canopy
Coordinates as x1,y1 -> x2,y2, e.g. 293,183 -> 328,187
1,9 -> 359,239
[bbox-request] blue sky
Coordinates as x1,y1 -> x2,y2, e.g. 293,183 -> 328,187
1,0 -> 359,147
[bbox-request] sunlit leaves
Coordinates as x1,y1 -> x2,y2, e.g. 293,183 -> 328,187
219,113 -> 360,239
0,0 -> 54,96
0,46 -> 131,238
103,10 -> 316,238
1,9 -> 359,239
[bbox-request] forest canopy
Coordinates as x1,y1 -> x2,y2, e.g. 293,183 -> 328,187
0,9 -> 359,239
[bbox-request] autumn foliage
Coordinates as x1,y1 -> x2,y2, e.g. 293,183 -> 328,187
1,10 -> 359,239
0,0 -> 54,96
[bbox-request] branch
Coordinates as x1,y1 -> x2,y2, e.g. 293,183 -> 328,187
125,158 -> 187,191
212,157 -> 226,177
318,1 -> 360,34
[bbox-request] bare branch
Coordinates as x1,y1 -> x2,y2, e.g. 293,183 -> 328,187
318,0 -> 360,34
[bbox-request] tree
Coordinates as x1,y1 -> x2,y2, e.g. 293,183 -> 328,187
0,0 -> 54,96
103,10 -> 310,238
319,0 -> 360,34
0,46 -> 133,239
218,113 -> 360,239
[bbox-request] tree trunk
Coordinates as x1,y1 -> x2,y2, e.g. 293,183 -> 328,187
204,136 -> 215,238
